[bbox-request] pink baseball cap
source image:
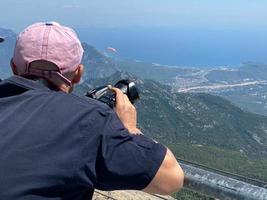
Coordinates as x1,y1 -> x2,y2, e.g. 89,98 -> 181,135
12,22 -> 84,86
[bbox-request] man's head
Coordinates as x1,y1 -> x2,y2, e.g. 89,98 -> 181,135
11,22 -> 84,93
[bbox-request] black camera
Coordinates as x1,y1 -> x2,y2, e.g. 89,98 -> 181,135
86,79 -> 140,108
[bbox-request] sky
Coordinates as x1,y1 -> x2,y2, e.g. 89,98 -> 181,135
2,0 -> 267,66
1,0 -> 267,32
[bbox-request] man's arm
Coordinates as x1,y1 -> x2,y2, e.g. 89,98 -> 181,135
143,148 -> 184,195
111,87 -> 184,195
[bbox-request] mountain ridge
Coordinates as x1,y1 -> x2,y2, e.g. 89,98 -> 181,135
76,71 -> 267,158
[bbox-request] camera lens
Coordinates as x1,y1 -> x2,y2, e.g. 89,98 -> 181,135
114,80 -> 139,104
86,79 -> 139,108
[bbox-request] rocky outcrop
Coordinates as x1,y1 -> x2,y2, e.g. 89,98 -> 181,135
93,190 -> 175,200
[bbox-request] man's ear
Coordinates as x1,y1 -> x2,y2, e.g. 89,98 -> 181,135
10,59 -> 18,75
72,64 -> 84,84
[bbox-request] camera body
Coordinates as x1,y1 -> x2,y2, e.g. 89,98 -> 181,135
86,79 -> 139,108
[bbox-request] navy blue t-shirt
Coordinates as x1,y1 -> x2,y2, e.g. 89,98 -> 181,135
0,76 -> 166,200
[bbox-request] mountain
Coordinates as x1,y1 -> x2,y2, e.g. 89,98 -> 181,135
115,60 -> 267,90
75,71 -> 267,159
0,28 -> 16,78
79,44 -> 267,116
114,60 -> 267,116
81,43 -> 119,80
171,63 -> 267,116
75,71 -> 267,199
74,44 -> 267,187
116,59 -> 196,84
76,44 -> 267,158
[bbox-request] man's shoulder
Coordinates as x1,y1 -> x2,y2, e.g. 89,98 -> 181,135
63,92 -> 110,111
2,76 -> 112,116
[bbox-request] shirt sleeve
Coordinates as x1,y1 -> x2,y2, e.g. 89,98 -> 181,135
91,108 -> 167,191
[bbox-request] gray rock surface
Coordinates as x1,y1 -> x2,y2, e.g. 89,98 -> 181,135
93,190 -> 176,200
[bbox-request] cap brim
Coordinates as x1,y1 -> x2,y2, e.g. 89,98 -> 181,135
0,37 -> 4,43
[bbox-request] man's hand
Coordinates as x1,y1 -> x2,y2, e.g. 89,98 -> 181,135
109,86 -> 141,134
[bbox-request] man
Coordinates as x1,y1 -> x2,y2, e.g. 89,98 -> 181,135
0,22 -> 184,199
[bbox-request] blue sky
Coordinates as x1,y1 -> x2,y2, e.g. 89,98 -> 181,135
1,0 -> 267,32
1,1 -> 267,66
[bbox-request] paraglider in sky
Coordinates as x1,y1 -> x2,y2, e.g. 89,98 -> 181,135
106,47 -> 118,54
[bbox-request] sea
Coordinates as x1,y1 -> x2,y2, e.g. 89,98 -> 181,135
76,27 -> 267,68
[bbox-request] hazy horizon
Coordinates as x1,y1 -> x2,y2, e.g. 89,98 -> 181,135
1,0 -> 267,31
1,0 -> 267,67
